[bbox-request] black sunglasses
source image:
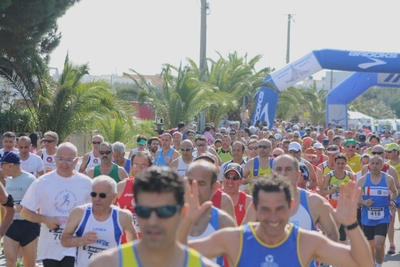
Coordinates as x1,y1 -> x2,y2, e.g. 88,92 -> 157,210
224,174 -> 241,180
90,192 -> 111,198
92,141 -> 101,145
180,148 -> 192,152
196,144 -> 206,147
258,145 -> 270,149
372,151 -> 384,155
135,205 -> 181,218
99,150 -> 112,155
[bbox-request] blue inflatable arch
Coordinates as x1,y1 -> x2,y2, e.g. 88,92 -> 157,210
251,49 -> 400,129
327,72 -> 400,129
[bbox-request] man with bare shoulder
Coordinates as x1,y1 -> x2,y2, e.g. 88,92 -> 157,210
78,135 -> 103,174
88,167 -> 218,267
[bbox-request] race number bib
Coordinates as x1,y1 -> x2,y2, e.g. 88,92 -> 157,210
367,207 -> 384,220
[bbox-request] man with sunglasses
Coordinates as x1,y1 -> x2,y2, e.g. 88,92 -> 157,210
344,139 -> 362,173
87,142 -> 128,183
357,155 -> 398,267
193,135 -> 221,167
170,140 -> 194,177
221,163 -> 252,225
37,131 -> 59,173
243,139 -> 274,193
244,139 -> 259,160
88,167 -> 217,267
61,175 -> 137,267
1,151 -> 38,267
186,161 -> 236,266
21,142 -> 92,267
79,135 -> 104,174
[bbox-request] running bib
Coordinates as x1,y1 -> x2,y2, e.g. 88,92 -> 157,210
368,207 -> 384,220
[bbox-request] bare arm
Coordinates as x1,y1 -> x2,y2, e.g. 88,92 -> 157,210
0,186 -> 15,237
313,196 -> 339,241
319,173 -> 334,196
242,203 -> 257,224
305,160 -> 317,190
86,168 -> 94,179
21,207 -> 61,230
118,167 -> 128,180
61,206 -> 96,247
119,210 -> 137,242
169,158 -> 179,170
79,154 -> 89,173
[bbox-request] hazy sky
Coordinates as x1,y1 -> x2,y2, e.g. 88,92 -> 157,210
49,0 -> 400,79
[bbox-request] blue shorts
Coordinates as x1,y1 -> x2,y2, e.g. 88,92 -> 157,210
396,196 -> 400,208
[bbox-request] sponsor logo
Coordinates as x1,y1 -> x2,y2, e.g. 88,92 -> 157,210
93,159 -> 99,164
261,255 -> 279,267
254,90 -> 270,127
54,190 -> 78,215
383,73 -> 400,83
47,156 -> 54,163
331,118 -> 344,125
358,58 -> 386,69
348,51 -> 397,69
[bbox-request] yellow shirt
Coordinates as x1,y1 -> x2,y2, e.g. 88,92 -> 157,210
346,154 -> 361,173
388,159 -> 400,182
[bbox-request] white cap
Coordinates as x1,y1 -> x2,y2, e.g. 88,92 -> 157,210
288,142 -> 301,152
249,126 -> 256,134
313,142 -> 323,149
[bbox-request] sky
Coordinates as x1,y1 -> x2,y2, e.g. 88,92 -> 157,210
49,0 -> 400,79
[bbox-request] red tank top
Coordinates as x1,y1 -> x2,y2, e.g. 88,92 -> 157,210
314,154 -> 324,167
234,191 -> 247,225
211,189 -> 222,209
117,177 -> 140,241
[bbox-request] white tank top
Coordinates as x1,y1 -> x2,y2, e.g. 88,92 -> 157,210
85,151 -> 101,172
75,204 -> 123,267
41,149 -> 57,171
176,157 -> 192,177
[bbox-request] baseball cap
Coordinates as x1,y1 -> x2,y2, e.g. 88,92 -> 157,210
193,153 -> 215,164
223,163 -> 243,177
305,148 -> 317,157
359,134 -> 366,141
385,143 -> 400,151
313,142 -> 323,149
137,139 -> 147,146
344,139 -> 357,146
288,142 -> 301,152
0,151 -> 21,165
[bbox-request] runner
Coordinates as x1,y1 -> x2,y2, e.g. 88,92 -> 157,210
78,135 -> 103,173
37,131 -> 58,173
112,141 -> 131,174
21,142 -> 92,267
61,175 -> 137,267
18,136 -> 44,177
170,140 -> 194,177
88,167 -> 217,267
154,133 -> 179,166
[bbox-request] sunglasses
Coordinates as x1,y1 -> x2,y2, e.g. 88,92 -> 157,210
196,144 -> 206,147
135,205 -> 181,218
386,150 -> 395,153
90,192 -> 112,198
258,145 -> 270,149
99,150 -> 112,155
289,150 -> 299,154
180,148 -> 192,152
41,139 -> 55,143
229,133 -> 236,135
92,141 -> 102,145
372,151 -> 384,155
56,157 -> 76,163
224,174 -> 241,180
132,163 -> 148,169
248,146 -> 258,150
346,146 -> 356,148
273,154 -> 282,157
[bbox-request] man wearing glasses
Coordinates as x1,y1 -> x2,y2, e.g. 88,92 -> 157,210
170,140 -> 194,177
215,135 -> 233,163
116,151 -> 154,242
87,142 -> 128,183
79,135 -> 104,174
344,139 -> 361,173
37,131 -> 59,173
21,142 -> 92,267
88,167 -> 217,267
243,139 -> 273,193
61,175 -> 137,267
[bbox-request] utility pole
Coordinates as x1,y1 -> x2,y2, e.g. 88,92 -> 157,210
199,0 -> 209,131
286,14 -> 295,64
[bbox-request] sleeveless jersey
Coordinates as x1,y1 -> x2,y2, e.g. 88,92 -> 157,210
41,149 -> 56,172
388,159 -> 400,181
154,148 -> 174,166
236,223 -> 303,267
321,161 -> 334,176
85,151 -> 101,172
234,191 -> 247,225
211,189 -> 222,209
188,206 -> 223,266
289,189 -> 317,231
314,154 -> 324,167
248,157 -> 272,192
327,171 -> 351,208
119,242 -> 204,267
216,147 -> 233,163
75,204 -> 123,267
346,154 -> 361,173
94,164 -> 121,182
361,173 -> 391,226
116,178 -> 140,241
176,157 -> 192,177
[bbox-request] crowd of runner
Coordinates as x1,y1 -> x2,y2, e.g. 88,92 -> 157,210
0,117 -> 398,266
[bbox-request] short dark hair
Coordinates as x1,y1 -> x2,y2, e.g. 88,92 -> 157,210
178,122 -> 185,129
244,128 -> 250,135
214,139 -> 222,145
252,173 -> 292,209
195,135 -> 207,143
2,131 -> 16,140
147,137 -> 159,146
134,166 -> 184,206
334,153 -> 347,162
204,125 -> 211,132
369,134 -> 380,143
131,151 -> 154,167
